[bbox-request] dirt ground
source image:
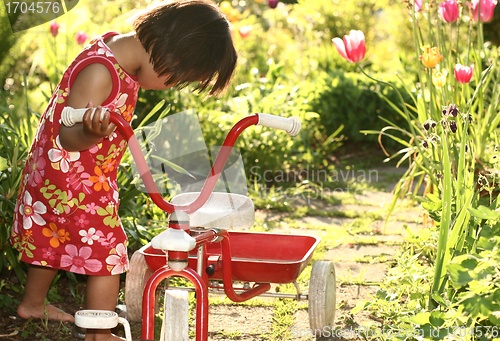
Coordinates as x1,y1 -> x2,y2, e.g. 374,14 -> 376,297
0,276 -> 375,340
0,167 -> 423,341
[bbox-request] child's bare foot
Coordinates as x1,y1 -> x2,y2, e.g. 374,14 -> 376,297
17,302 -> 74,322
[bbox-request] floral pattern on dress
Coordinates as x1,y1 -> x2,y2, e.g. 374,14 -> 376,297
60,244 -> 103,274
11,32 -> 139,276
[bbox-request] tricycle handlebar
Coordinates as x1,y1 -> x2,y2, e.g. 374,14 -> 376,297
256,113 -> 301,136
61,107 -> 300,214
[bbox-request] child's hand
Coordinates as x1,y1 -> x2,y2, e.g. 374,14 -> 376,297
82,106 -> 117,139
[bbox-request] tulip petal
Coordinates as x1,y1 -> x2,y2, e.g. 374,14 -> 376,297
345,31 -> 366,63
332,38 -> 349,61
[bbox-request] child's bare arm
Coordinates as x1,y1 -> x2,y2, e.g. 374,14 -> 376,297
59,63 -> 116,152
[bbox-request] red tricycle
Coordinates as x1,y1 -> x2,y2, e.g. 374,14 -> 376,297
63,107 -> 336,340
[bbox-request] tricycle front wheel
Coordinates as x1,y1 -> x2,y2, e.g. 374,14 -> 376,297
308,260 -> 336,332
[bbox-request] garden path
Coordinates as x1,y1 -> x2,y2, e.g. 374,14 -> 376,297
201,166 -> 425,341
0,167 -> 425,341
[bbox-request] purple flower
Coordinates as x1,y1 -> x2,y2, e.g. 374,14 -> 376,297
449,121 -> 458,133
268,0 -> 279,8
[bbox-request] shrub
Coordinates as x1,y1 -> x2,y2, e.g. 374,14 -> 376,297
304,69 -> 411,145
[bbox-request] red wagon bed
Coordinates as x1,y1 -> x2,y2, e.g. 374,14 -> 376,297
140,231 -> 320,284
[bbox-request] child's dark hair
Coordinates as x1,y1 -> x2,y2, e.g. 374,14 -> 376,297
133,0 -> 237,96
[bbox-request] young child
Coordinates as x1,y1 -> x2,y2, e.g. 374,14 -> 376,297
11,1 -> 237,340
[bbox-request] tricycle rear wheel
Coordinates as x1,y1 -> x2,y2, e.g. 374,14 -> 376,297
308,261 -> 336,333
125,250 -> 151,322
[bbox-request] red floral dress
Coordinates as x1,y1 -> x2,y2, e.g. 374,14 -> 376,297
11,32 -> 140,276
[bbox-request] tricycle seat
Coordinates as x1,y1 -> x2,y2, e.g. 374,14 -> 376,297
171,192 -> 255,229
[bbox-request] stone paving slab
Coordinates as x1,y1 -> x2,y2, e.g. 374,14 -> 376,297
371,219 -> 421,236
330,204 -> 384,216
299,216 -> 352,228
207,305 -> 272,340
334,262 -> 389,284
389,207 -> 423,222
354,190 -> 396,207
325,244 -> 400,263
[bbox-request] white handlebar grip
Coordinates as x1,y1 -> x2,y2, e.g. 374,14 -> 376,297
61,107 -> 108,127
256,113 -> 301,136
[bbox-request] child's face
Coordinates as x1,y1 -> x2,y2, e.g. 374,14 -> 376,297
136,61 -> 173,90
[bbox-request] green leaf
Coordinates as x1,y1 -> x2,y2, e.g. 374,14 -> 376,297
375,288 -> 397,301
477,205 -> 500,220
422,200 -> 442,212
418,323 -> 450,338
429,311 -> 445,327
477,236 -> 500,251
407,312 -> 430,325
448,262 -> 474,288
460,294 -> 495,318
431,293 -> 449,308
489,310 -> 500,325
350,300 -> 371,314
0,156 -> 7,171
468,207 -> 491,220
135,100 -> 167,129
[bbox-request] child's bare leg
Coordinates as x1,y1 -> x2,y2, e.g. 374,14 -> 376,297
84,274 -> 124,341
17,265 -> 74,322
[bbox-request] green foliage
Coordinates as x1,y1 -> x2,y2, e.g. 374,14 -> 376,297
4,5 -> 500,341
446,211 -> 500,329
265,299 -> 297,341
0,4 -> 22,74
0,91 -> 39,283
305,69 -> 411,144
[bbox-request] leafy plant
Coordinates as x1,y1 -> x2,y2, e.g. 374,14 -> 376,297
334,0 -> 500,338
304,69 -> 411,144
0,89 -> 39,283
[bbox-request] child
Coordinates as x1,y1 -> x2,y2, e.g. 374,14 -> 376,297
11,0 -> 237,340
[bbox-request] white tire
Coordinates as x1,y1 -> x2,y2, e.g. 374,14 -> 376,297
125,251 -> 150,322
308,261 -> 336,332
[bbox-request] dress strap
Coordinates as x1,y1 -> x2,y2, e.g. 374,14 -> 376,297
67,56 -> 121,107
101,31 -> 120,40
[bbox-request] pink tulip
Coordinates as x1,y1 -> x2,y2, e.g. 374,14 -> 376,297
76,31 -> 89,45
268,0 -> 278,8
238,26 -> 253,39
468,0 -> 497,22
439,0 -> 460,22
454,64 -> 474,83
50,21 -> 60,37
332,30 -> 366,63
415,0 -> 423,12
